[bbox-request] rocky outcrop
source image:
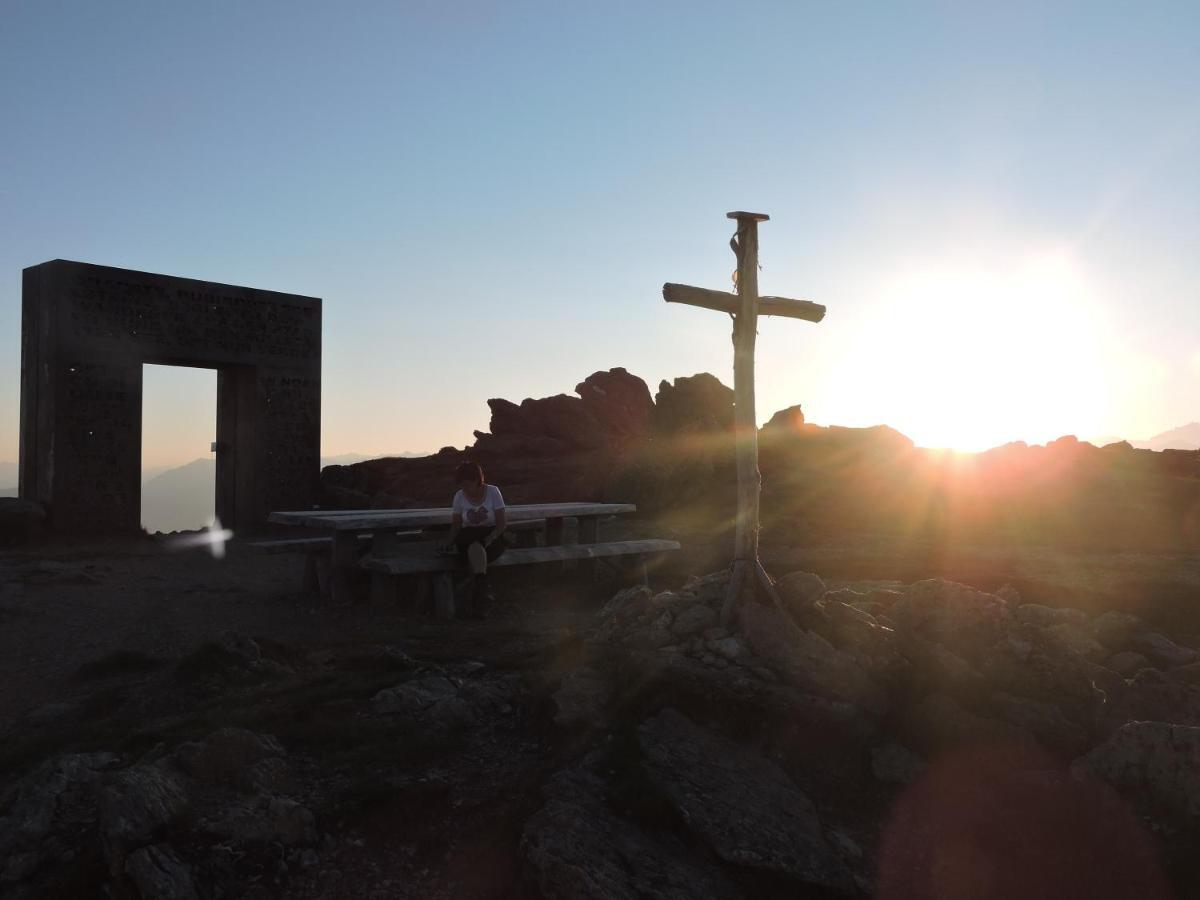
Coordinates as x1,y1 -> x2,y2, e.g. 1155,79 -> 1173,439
123,844 -> 198,900
320,365 -> 1200,557
0,752 -> 118,888
589,571 -> 884,718
326,368 -> 729,508
99,761 -> 190,858
0,725 -> 321,898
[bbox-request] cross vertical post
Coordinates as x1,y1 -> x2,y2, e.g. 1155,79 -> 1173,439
727,211 -> 767,621
662,211 -> 826,623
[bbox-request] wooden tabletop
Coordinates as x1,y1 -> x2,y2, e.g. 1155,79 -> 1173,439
268,502 -> 636,531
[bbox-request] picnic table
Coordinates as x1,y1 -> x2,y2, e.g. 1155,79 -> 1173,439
266,502 -> 676,611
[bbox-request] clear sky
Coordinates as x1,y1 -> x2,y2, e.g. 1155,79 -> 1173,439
2,1 -> 1197,464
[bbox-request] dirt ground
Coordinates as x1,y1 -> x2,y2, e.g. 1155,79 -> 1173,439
0,531 -> 696,899
4,526 -> 1198,732
2,528 -> 1199,898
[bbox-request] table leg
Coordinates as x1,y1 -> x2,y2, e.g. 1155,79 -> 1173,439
578,516 -> 600,578
631,554 -> 649,587
330,532 -> 360,605
542,518 -> 567,579
369,572 -> 397,606
433,573 -> 455,619
301,553 -> 320,594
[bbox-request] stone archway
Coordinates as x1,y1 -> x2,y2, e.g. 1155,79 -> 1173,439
20,260 -> 322,534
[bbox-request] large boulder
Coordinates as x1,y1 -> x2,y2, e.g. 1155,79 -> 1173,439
737,598 -> 885,712
1045,622 -> 1107,663
1073,721 -> 1200,818
1102,669 -> 1200,733
522,757 -> 740,900
899,633 -> 989,703
1166,661 -> 1200,685
889,579 -> 1011,653
99,762 -> 190,859
123,844 -> 198,900
637,708 -> 854,892
172,727 -> 287,794
762,404 -> 806,433
1014,604 -> 1088,628
776,570 -> 827,623
209,795 -> 317,846
0,752 -> 118,886
988,692 -> 1090,756
1130,632 -> 1199,669
173,727 -> 282,778
371,675 -> 475,732
1107,651 -> 1152,677
976,625 -> 1103,725
486,397 -> 532,436
492,394 -> 610,449
471,430 -> 570,458
654,373 -> 734,435
1090,611 -> 1143,650
574,368 -> 654,440
553,667 -> 611,730
903,691 -> 1037,755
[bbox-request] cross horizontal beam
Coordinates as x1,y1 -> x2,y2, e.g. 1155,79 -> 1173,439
662,282 -> 826,323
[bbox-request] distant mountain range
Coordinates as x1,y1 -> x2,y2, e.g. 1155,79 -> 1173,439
141,458 -> 216,533
1087,423 -> 1200,451
138,451 -> 424,533
1133,422 -> 1200,452
0,460 -> 16,498
0,454 -> 425,529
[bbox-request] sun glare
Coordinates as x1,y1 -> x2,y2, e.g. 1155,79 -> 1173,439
827,253 -> 1108,451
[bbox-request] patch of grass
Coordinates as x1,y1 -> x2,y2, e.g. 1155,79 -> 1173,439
71,649 -> 163,681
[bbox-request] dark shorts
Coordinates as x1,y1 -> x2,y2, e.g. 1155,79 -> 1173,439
454,526 -> 508,562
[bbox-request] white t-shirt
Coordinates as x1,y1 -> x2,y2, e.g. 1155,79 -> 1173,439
452,484 -> 505,528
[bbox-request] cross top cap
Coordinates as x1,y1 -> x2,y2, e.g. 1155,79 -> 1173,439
726,211 -> 769,222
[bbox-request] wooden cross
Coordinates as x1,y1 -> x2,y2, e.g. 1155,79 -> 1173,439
663,211 -> 826,623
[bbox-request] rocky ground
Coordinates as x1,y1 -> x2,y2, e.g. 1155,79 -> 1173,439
2,535 -> 1200,898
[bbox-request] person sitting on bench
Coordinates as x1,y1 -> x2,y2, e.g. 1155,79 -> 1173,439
438,461 -> 508,613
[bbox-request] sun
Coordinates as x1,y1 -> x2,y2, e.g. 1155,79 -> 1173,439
824,253 -> 1108,451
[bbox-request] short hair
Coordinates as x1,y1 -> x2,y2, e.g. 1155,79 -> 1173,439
454,461 -> 484,485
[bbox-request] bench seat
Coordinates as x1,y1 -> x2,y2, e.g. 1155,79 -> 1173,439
362,538 -> 681,616
248,534 -> 378,554
362,538 -> 680,575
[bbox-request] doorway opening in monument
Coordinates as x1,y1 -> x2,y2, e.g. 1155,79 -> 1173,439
141,364 -> 217,534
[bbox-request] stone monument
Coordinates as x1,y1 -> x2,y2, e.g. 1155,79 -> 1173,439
20,260 -> 322,534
